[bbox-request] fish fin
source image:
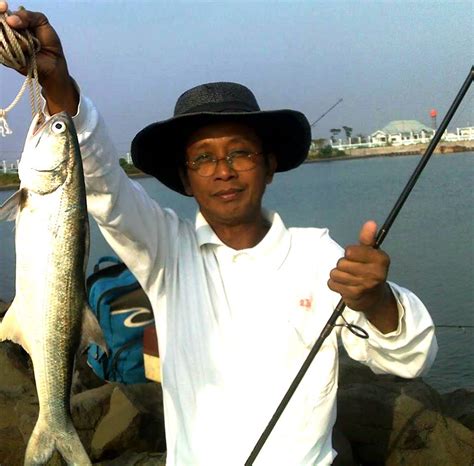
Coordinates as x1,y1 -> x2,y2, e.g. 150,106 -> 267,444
25,418 -> 91,466
0,298 -> 31,355
80,304 -> 108,355
0,188 -> 24,221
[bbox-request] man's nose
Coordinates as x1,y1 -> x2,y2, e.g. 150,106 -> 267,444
214,156 -> 236,178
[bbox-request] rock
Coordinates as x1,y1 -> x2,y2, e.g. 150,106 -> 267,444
71,383 -> 116,453
332,427 -> 357,466
91,386 -> 142,460
94,450 -> 166,465
2,331 -> 473,465
0,335 -> 165,465
387,392 -> 474,466
336,354 -> 474,466
0,424 -> 25,466
0,341 -> 38,466
89,383 -> 165,461
441,388 -> 474,430
0,341 -> 35,393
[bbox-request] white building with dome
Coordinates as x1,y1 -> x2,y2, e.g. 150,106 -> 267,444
370,120 -> 434,146
328,120 -> 474,151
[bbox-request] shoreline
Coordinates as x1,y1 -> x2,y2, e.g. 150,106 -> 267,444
1,148 -> 472,191
306,142 -> 474,163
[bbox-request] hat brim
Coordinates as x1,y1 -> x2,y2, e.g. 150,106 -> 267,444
131,109 -> 311,196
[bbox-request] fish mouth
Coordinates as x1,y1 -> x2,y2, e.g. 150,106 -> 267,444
29,114 -> 70,172
32,118 -> 50,138
32,160 -> 67,173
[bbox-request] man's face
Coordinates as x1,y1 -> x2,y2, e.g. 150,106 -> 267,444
181,121 -> 277,228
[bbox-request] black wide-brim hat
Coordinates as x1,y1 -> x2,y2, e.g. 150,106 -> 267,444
131,82 -> 311,196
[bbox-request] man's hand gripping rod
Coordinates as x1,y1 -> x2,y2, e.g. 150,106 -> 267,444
245,66 -> 473,465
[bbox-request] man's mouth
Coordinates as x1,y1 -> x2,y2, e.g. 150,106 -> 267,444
213,188 -> 244,201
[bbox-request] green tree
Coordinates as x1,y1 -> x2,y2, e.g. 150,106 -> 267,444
342,126 -> 353,141
312,138 -> 326,148
0,172 -> 20,187
329,128 -> 341,143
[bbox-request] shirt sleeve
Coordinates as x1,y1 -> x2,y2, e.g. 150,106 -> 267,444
45,90 -> 180,294
340,283 -> 438,378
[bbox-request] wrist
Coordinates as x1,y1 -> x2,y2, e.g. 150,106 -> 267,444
364,284 -> 399,334
41,65 -> 79,116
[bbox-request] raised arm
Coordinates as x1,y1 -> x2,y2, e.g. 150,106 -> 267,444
1,2 -> 181,293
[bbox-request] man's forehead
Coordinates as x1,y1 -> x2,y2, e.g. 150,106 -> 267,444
186,120 -> 261,146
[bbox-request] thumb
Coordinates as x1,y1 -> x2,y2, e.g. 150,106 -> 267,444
359,220 -> 378,246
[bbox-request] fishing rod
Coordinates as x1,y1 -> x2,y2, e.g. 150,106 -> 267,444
310,98 -> 343,127
245,65 -> 474,465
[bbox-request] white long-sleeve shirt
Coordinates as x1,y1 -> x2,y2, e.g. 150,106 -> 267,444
28,94 -> 437,465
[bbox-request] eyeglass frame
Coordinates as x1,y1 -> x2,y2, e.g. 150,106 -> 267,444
185,150 -> 265,177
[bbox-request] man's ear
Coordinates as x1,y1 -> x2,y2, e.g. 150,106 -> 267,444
265,153 -> 277,185
179,168 -> 194,196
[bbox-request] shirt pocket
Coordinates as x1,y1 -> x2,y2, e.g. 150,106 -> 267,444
288,304 -> 339,401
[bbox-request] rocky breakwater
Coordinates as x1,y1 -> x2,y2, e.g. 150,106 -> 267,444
0,300 -> 166,466
335,351 -> 474,466
0,299 -> 473,465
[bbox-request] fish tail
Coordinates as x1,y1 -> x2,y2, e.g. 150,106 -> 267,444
24,418 -> 91,466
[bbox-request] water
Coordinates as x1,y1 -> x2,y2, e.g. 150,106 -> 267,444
1,152 -> 473,393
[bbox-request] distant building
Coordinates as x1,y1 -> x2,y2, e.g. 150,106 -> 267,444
444,126 -> 474,141
458,126 -> 474,138
328,121 -> 474,151
370,120 -> 434,146
2,160 -> 19,174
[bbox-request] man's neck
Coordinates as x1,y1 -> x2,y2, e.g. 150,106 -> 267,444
209,216 -> 271,250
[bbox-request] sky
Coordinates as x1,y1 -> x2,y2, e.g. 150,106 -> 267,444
0,0 -> 473,162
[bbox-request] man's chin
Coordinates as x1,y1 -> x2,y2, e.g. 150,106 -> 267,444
202,205 -> 251,227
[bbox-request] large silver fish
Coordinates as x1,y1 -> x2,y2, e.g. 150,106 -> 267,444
0,113 -> 105,465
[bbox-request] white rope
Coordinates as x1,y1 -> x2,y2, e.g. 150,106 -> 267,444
0,10 -> 43,137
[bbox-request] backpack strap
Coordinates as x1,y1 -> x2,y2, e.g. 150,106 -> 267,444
94,255 -> 122,273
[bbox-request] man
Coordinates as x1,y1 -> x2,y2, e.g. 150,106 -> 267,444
2,4 -> 437,465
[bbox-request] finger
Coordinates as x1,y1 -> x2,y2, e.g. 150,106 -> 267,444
7,8 -> 49,31
329,268 -> 361,286
4,8 -> 62,61
0,2 -> 8,14
5,10 -> 30,29
330,263 -> 383,287
359,220 -> 378,247
337,254 -> 390,283
327,280 -> 363,302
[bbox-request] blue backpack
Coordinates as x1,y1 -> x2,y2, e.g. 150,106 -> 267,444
86,256 -> 155,384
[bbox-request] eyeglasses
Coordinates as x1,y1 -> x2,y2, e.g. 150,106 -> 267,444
186,150 -> 264,177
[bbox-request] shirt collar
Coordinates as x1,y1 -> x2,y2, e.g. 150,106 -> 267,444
195,209 -> 291,270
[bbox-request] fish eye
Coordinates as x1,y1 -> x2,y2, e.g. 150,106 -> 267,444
52,121 -> 66,134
